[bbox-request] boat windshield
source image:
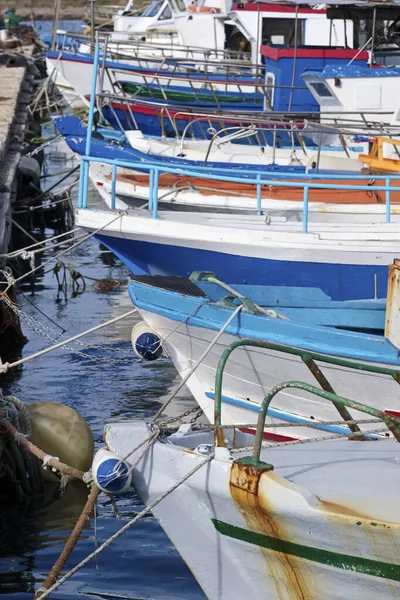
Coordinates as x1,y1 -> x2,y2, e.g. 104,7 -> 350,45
140,1 -> 163,17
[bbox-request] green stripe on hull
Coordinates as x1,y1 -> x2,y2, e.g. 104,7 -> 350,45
212,519 -> 400,582
121,82 -> 263,105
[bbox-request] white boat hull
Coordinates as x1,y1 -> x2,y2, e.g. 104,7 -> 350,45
106,421 -> 400,600
132,307 -> 400,440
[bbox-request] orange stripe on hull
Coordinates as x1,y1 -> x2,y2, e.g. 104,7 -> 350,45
111,173 -> 400,205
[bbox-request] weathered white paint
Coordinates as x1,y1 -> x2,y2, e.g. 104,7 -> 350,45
105,420 -> 400,600
133,307 -> 398,438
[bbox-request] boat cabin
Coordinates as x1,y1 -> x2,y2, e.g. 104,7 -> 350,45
262,45 -> 368,112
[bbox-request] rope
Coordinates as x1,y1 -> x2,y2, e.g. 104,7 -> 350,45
0,413 -> 86,481
34,455 -> 213,600
230,428 -> 388,454
3,211 -> 126,294
0,308 -> 138,374
205,276 -> 288,319
0,395 -> 43,499
0,228 -> 79,259
1,295 -> 136,364
151,304 -> 243,422
34,485 -> 100,600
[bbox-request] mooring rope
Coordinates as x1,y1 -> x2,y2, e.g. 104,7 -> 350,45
34,455 -> 213,600
2,211 -> 126,294
0,308 -> 137,374
150,304 -> 243,422
0,395 -> 43,499
34,485 -> 100,600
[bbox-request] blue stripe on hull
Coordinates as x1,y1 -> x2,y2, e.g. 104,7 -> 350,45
96,234 -> 388,301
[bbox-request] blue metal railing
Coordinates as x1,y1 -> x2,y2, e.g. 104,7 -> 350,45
79,42 -> 400,232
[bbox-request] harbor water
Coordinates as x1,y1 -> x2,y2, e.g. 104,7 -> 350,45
0,43 -> 206,598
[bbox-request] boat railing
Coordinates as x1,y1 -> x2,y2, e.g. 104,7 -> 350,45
49,30 -> 253,64
211,338 -> 400,461
81,43 -> 400,228
104,63 -> 308,111
96,91 -> 400,145
236,381 -> 400,468
79,151 -> 400,228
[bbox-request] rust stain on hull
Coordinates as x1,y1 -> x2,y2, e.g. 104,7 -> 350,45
230,462 -> 316,600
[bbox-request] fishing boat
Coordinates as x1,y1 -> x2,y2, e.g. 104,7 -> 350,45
125,267 -> 400,438
46,0 -> 358,111
303,62 -> 400,139
101,361 -> 400,599
54,114 -> 365,174
76,148 -> 400,300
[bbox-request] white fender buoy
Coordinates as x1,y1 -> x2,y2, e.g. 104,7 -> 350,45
131,321 -> 163,361
92,448 -> 132,494
26,402 -> 94,483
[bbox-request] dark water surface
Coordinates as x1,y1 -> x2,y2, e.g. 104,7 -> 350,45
0,42 -> 206,599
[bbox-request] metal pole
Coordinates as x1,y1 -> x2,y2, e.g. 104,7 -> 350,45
152,169 -> 159,219
111,164 -> 117,209
90,0 -> 96,56
255,1 -> 261,83
256,173 -> 262,216
288,5 -> 299,112
85,34 -> 100,157
303,185 -> 309,233
370,8 -> 377,64
386,177 -> 391,223
51,0 -> 61,51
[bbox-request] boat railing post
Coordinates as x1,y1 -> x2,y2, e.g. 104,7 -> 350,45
303,184 -> 309,233
386,177 -> 391,223
152,168 -> 159,219
84,35 -> 100,157
149,169 -> 154,212
82,160 -> 90,208
111,163 -> 117,210
256,173 -> 262,216
80,33 -> 101,211
78,159 -> 85,208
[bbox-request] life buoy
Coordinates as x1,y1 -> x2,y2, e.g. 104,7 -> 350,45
188,5 -> 221,13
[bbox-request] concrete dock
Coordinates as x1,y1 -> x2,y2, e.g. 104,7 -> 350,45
0,54 -> 36,266
0,41 -> 46,363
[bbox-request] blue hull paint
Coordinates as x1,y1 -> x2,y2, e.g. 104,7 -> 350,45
127,278 -> 399,365
96,233 -> 388,301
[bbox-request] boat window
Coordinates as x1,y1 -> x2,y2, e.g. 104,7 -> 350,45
158,4 -> 172,20
140,2 -> 163,17
262,18 -> 302,46
173,0 -> 186,11
309,82 -> 333,98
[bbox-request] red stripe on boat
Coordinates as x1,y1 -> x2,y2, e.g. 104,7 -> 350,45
261,45 -> 369,60
385,409 -> 400,418
232,3 -> 326,14
239,427 -> 298,442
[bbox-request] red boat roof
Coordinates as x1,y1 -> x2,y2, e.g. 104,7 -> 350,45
232,2 -> 326,14
261,45 -> 369,60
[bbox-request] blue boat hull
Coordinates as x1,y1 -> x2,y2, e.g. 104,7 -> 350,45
96,233 -> 388,301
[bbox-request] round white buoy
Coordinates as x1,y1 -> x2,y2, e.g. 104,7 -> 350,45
92,448 -> 132,494
26,402 -> 94,483
131,321 -> 163,361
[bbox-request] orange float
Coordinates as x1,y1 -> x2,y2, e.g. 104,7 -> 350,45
188,4 -> 221,13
